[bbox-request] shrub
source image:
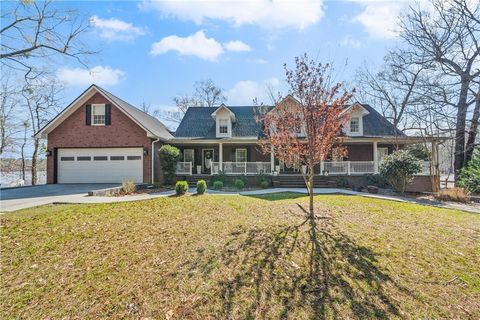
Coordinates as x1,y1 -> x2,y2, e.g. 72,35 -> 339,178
435,188 -> 469,203
406,144 -> 430,160
380,150 -> 422,194
175,180 -> 189,195
211,170 -> 227,186
458,153 -> 480,193
196,179 -> 207,194
159,145 -> 181,184
256,173 -> 272,188
213,180 -> 223,190
365,174 -> 390,188
336,177 -> 349,188
122,180 -> 136,194
234,179 -> 245,190
260,180 -> 270,189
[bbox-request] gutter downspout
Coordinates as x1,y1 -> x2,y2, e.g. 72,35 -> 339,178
151,138 -> 160,184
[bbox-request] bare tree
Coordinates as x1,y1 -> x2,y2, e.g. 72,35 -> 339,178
20,120 -> 30,181
0,71 -> 21,155
21,80 -> 62,185
356,50 -> 426,131
1,0 -> 94,80
399,0 -> 480,180
163,79 -> 226,123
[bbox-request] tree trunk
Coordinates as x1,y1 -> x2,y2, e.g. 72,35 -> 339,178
465,88 -> 480,165
309,172 -> 314,217
31,138 -> 40,185
453,79 -> 470,183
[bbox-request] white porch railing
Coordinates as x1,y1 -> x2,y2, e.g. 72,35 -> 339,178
177,160 -> 431,176
323,161 -> 349,175
212,162 -> 272,175
350,161 -> 375,174
176,162 -> 192,175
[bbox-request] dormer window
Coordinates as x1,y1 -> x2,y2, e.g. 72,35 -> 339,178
92,104 -> 106,126
219,119 -> 228,134
350,117 -> 360,133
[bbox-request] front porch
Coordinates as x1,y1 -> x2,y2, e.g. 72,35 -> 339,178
172,141 -> 432,176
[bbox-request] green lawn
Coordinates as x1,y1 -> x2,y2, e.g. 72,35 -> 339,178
1,194 -> 479,319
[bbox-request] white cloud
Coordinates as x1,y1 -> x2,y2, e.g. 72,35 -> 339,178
340,35 -> 362,48
223,40 -> 252,52
353,2 -> 404,39
150,31 -> 252,61
227,78 -> 281,105
57,66 -> 125,87
140,0 -> 324,30
90,16 -> 145,41
150,31 -> 224,61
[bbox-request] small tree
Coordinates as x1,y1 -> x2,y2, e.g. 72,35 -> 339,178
259,54 -> 354,217
159,144 -> 180,184
380,150 -> 422,194
458,152 -> 480,193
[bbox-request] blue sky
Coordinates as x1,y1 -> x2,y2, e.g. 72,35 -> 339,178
52,0 -> 407,126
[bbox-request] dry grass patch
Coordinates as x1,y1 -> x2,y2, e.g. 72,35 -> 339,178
1,194 -> 479,319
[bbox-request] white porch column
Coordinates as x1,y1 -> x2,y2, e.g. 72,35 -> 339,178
219,142 -> 223,171
373,141 -> 378,173
270,145 -> 274,174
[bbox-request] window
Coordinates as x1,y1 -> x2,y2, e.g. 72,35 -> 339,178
127,156 -> 141,160
110,156 -> 125,160
77,156 -> 91,161
93,156 -> 108,161
92,104 -> 106,125
350,117 -> 360,133
60,156 -> 74,161
183,149 -> 194,164
219,119 -> 228,134
236,148 -> 247,163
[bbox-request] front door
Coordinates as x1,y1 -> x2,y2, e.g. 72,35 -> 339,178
202,149 -> 214,174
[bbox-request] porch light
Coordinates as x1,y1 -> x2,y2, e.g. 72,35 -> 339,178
45,150 -> 52,157
143,148 -> 148,156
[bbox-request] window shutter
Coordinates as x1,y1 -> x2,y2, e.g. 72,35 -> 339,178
105,104 -> 112,125
85,104 -> 91,125
232,148 -> 236,162
247,146 -> 251,162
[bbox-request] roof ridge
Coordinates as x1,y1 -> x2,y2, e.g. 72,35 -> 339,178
94,84 -> 170,130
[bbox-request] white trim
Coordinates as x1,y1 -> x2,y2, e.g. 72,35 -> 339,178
235,148 -> 247,163
91,104 -> 106,126
211,104 -> 236,122
34,85 -> 158,139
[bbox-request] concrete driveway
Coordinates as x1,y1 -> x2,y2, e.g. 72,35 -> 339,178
0,184 -> 119,212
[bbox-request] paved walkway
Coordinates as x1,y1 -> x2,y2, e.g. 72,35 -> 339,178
1,186 -> 478,214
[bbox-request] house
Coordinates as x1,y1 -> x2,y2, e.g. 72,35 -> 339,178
36,85 -> 437,191
35,84 -> 172,184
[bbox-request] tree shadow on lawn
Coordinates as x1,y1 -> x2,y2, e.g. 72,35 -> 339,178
187,204 -> 417,319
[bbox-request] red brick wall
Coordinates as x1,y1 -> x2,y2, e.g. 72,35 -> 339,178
46,92 -> 153,183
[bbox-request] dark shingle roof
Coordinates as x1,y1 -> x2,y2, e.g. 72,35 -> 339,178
361,104 -> 405,137
173,104 -> 404,139
95,85 -> 173,140
174,106 -> 270,139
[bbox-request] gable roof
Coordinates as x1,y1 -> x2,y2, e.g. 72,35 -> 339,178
35,84 -> 173,140
173,103 -> 405,139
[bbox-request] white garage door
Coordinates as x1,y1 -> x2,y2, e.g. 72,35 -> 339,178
57,148 -> 143,183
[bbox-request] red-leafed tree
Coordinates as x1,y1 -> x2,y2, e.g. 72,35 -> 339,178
259,54 -> 354,217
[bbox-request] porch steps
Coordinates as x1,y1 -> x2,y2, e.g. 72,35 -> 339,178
273,175 -> 338,188
184,175 -> 212,187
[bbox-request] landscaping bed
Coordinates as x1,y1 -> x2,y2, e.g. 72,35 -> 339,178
1,194 -> 479,319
